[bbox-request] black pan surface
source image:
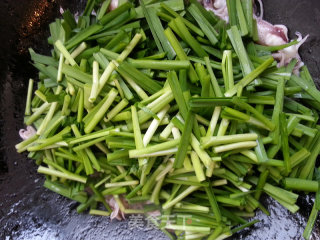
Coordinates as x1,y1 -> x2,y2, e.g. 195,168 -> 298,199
0,0 -> 319,239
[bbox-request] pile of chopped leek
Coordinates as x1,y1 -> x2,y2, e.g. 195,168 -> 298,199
16,0 -> 319,239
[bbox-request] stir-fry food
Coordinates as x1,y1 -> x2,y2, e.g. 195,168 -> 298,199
16,0 -> 319,239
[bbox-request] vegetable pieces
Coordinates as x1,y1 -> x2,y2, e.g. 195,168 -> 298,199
16,0 -> 320,239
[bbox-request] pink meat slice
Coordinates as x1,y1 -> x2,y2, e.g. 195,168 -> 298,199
202,0 -> 229,22
19,126 -> 36,140
201,0 -> 308,72
106,196 -> 161,221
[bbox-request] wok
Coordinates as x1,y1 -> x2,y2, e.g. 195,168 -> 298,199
0,0 -> 319,239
